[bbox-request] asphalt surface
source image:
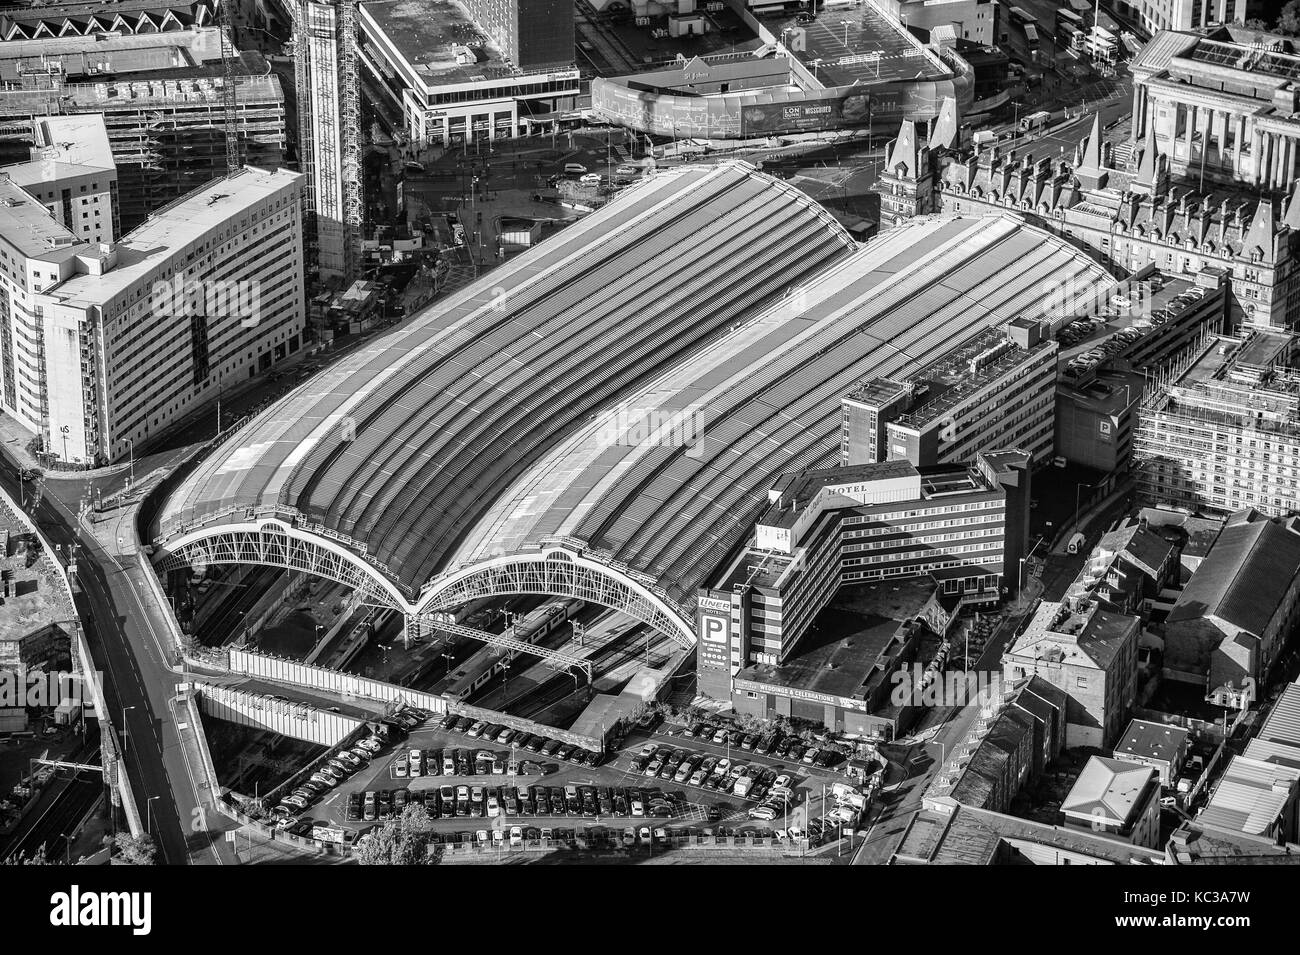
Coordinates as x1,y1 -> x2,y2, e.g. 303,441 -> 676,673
0,457 -> 234,865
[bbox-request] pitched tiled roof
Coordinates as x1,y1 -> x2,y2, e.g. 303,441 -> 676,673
1168,511 -> 1300,636
1062,756 -> 1156,823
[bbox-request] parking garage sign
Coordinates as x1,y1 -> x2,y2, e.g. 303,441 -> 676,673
697,596 -> 732,672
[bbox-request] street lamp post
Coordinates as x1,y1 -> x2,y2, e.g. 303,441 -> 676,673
147,795 -> 160,835
1074,481 -> 1096,536
121,704 -> 135,759
124,436 -> 135,489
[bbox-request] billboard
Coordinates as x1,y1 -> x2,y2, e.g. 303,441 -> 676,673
591,73 -> 966,139
738,91 -> 871,136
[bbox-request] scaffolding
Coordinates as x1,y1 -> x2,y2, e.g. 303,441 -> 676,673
292,0 -> 360,282
219,0 -> 241,174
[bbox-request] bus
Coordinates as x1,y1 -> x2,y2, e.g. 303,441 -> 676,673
1024,22 -> 1040,63
1056,8 -> 1084,33
1020,110 -> 1051,131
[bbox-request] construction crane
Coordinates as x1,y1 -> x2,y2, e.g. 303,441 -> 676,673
218,0 -> 241,174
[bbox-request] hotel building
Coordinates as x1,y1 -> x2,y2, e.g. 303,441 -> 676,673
0,166 -> 305,465
696,450 -> 1031,701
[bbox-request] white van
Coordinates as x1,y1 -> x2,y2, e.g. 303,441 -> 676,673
563,163 -> 587,175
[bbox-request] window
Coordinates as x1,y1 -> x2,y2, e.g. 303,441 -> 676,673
1076,676 -> 1088,689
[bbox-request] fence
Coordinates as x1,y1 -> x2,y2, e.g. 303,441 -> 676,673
225,648 -> 605,750
227,648 -> 447,714
194,682 -> 364,747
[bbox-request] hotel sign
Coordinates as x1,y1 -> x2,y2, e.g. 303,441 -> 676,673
698,596 -> 732,614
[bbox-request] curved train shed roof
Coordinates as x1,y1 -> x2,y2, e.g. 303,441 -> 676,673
157,164 -> 1116,625
156,161 -> 857,595
450,214 -> 1116,608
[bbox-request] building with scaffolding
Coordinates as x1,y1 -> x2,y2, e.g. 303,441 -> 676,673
294,0 -> 362,280
0,3 -> 286,233
0,66 -> 287,234
2,166 -> 306,466
1133,329 -> 1300,517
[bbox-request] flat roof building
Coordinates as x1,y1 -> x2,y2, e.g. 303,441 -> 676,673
25,166 -> 307,464
2,114 -> 118,245
699,451 -> 1031,702
589,1 -> 973,139
730,578 -> 943,738
842,319 -> 1057,468
357,0 -> 580,147
1113,718 -> 1192,786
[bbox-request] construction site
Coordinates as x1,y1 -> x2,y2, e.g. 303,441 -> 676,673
0,0 -> 362,277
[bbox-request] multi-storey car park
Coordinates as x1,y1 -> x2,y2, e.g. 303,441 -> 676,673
150,162 -> 1118,688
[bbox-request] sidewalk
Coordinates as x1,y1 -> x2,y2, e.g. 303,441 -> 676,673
0,412 -> 132,481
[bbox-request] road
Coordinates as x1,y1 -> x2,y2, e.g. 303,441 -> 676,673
0,459 -> 235,865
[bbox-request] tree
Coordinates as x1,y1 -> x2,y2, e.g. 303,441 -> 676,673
354,804 -> 436,865
110,832 -> 157,865
1279,0 -> 1300,35
1243,17 -> 1270,29
2,847 -> 52,865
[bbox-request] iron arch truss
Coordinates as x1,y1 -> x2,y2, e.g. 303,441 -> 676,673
156,519 -> 408,611
155,530 -> 696,647
416,548 -> 696,648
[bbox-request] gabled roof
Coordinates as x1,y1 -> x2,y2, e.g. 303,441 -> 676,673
1168,511 -> 1300,635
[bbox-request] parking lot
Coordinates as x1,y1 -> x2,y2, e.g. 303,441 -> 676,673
264,709 -> 870,854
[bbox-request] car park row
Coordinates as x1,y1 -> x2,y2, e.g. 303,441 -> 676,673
343,782 -> 716,824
